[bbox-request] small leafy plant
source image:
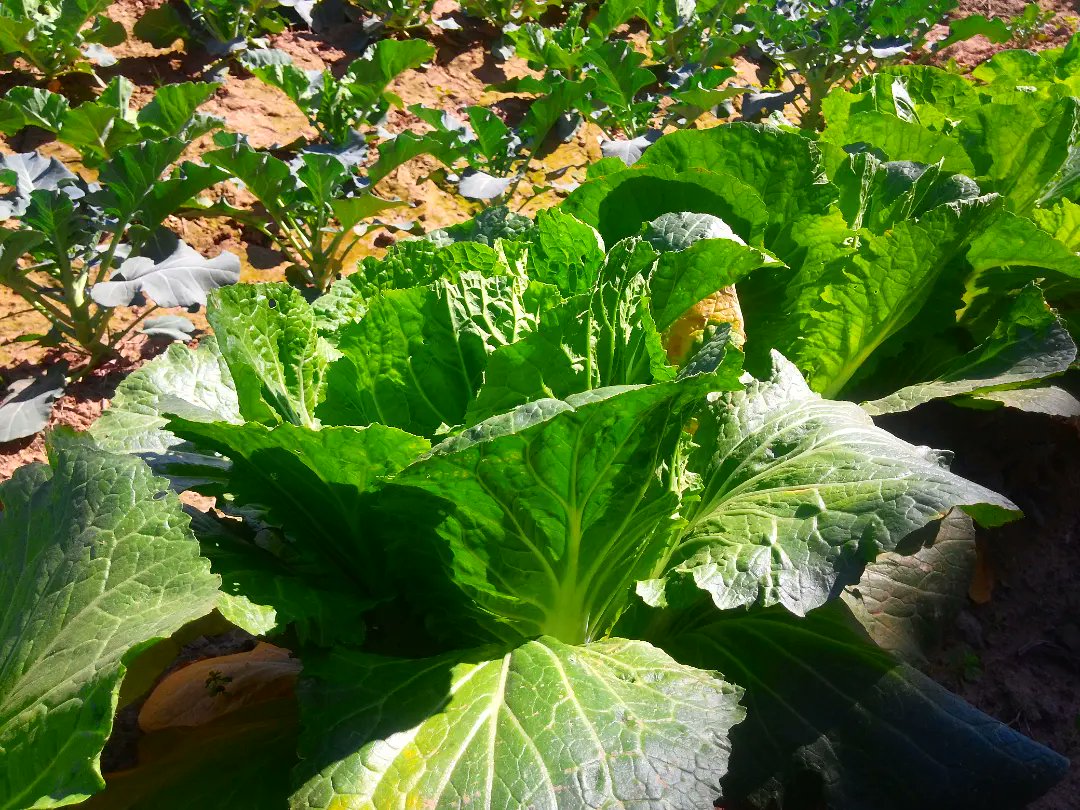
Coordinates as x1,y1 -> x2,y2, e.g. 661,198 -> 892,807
134,0 -> 313,58
372,62 -> 603,204
348,0 -> 435,31
199,134 -> 404,291
497,2 -> 741,167
0,137 -> 239,441
0,0 -> 126,81
592,0 -> 740,68
187,41 -> 435,291
243,39 -> 435,152
0,77 -> 221,165
458,0 -> 559,26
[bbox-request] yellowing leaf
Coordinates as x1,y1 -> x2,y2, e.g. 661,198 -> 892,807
139,643 -> 300,732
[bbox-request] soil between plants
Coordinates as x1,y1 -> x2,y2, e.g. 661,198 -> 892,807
880,403 -> 1080,810
1,0 -> 1079,806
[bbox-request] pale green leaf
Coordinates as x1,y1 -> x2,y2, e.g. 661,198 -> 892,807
646,353 -> 1019,616
292,636 -> 744,810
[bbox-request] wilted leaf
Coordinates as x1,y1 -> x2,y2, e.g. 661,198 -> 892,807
139,643 -> 299,732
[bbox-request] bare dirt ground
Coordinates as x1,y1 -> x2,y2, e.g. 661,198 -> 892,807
2,1 -> 1079,806
881,403 -> 1080,810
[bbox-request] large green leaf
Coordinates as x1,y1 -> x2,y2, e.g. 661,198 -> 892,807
386,379 -> 721,645
292,636 -> 745,810
203,141 -> 296,221
974,384 -> 1080,416
0,433 -> 219,810
464,299 -> 615,424
645,216 -> 776,332
208,284 -> 332,428
466,226 -> 754,424
867,65 -> 984,122
165,420 -> 429,598
523,208 -> 606,296
821,110 -> 975,174
560,164 -> 771,247
961,210 -> 1080,336
959,95 -> 1080,214
319,273 -> 557,436
1032,197 -> 1080,250
0,86 -> 70,134
665,601 -> 1068,810
189,508 -> 374,646
135,82 -> 219,140
841,509 -> 976,664
830,152 -> 981,234
96,139 -> 188,223
967,208 -> 1080,278
315,241 -> 512,335
972,40 -> 1080,96
90,337 -> 240,454
638,124 -> 837,235
341,39 -> 435,97
643,353 -> 1018,616
744,197 -> 997,398
862,284 -> 1077,415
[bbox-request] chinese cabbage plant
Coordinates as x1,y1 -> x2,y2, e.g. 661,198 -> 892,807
3,209 -> 1059,809
560,121 -> 1079,416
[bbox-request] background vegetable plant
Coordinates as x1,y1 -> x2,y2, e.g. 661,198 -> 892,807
243,39 -> 435,153
0,128 -> 240,442
0,135 -> 239,347
198,134 -> 405,291
349,0 -> 434,31
134,0 -> 316,58
0,78 -> 222,166
742,0 -> 959,127
560,121 -> 1079,416
179,41 -> 435,291
8,205 -> 1056,809
0,0 -> 125,81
